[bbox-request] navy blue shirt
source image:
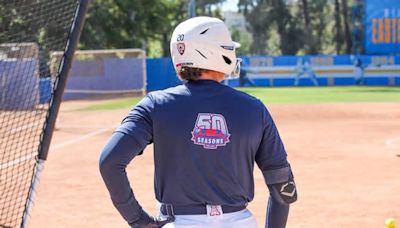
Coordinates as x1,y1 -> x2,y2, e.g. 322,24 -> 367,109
100,80 -> 292,226
115,80 -> 288,205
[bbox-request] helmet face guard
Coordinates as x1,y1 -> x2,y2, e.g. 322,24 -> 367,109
170,16 -> 241,79
229,58 -> 242,78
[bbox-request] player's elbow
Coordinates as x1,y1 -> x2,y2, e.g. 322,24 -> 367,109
99,147 -> 114,177
99,145 -> 123,178
267,181 -> 298,205
99,132 -> 132,177
262,164 -> 297,205
271,192 -> 297,205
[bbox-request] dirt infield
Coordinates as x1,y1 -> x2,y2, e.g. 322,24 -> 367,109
28,99 -> 400,228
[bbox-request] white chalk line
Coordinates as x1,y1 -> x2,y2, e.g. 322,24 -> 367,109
55,124 -> 115,129
1,124 -> 118,170
50,127 -> 111,151
385,136 -> 400,149
9,123 -> 114,134
0,154 -> 36,169
10,123 -> 39,133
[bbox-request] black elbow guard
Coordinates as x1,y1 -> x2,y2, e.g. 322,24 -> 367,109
267,177 -> 297,205
263,165 -> 297,205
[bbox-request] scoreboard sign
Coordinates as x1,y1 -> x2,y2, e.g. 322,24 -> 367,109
364,0 -> 400,54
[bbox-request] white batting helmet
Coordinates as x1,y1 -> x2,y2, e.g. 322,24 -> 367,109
170,16 -> 241,78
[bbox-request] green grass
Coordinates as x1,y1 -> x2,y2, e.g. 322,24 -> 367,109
79,86 -> 400,111
78,97 -> 143,111
239,86 -> 400,104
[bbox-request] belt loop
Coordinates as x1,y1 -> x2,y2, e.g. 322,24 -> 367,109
165,204 -> 175,217
161,204 -> 176,223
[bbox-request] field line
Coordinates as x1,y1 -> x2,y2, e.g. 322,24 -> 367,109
0,125 -> 116,170
55,124 -> 114,129
10,123 -> 39,133
0,154 -> 36,169
50,127 -> 112,151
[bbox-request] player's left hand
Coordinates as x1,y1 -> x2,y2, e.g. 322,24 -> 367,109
130,209 -> 174,228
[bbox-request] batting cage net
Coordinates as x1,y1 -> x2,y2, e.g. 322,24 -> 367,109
0,1 -> 88,227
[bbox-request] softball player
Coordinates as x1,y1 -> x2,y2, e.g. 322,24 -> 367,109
294,58 -> 319,86
100,16 -> 297,228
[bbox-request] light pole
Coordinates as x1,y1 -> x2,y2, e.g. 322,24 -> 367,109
188,0 -> 196,18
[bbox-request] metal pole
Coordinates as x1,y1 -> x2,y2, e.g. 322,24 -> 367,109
21,1 -> 89,227
38,0 -> 89,160
188,0 -> 196,18
21,159 -> 44,228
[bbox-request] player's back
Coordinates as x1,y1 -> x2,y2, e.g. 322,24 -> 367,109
148,80 -> 267,206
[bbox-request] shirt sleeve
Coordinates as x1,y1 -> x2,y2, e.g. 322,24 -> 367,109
265,197 -> 289,228
115,94 -> 154,150
99,95 -> 155,225
255,104 -> 290,184
99,132 -> 143,224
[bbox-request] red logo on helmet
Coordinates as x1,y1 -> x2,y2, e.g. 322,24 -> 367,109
177,43 -> 185,55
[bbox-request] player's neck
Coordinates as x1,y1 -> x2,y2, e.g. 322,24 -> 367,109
198,70 -> 225,82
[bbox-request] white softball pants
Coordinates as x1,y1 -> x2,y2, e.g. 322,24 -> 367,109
159,205 -> 258,228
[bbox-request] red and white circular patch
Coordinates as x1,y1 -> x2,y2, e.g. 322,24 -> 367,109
177,43 -> 185,55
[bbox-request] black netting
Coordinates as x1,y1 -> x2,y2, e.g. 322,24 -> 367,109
0,1 -> 81,227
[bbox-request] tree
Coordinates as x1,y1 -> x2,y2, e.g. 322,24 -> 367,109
309,0 -> 331,53
0,0 -> 76,70
237,0 -> 254,15
341,0 -> 352,53
154,0 -> 187,58
269,0 -> 303,54
243,1 -> 272,55
238,0 -> 357,55
299,0 -> 316,53
197,0 -> 226,16
80,0 -> 187,57
334,0 -> 344,53
230,26 -> 252,56
79,0 -> 229,57
239,0 -> 303,55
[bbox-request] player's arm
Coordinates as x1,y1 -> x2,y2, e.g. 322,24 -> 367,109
264,164 -> 297,228
255,103 -> 297,228
99,95 -> 172,227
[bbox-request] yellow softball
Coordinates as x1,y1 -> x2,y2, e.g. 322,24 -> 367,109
386,218 -> 396,228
